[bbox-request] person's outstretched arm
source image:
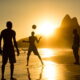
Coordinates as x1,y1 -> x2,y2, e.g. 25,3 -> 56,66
13,32 -> 20,56
23,40 -> 29,43
36,37 -> 42,43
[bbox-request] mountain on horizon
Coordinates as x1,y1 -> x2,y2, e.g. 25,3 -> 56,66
17,14 -> 80,48
61,14 -> 79,28
50,14 -> 80,48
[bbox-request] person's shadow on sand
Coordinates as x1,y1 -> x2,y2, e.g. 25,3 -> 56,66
27,67 -> 43,80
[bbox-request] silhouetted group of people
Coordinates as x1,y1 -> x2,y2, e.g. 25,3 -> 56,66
0,21 -> 80,80
0,21 -> 43,80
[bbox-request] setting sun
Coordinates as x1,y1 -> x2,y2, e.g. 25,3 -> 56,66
36,20 -> 58,37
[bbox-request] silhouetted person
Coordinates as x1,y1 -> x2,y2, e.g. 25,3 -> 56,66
0,21 -> 20,80
23,31 -> 43,66
72,29 -> 80,64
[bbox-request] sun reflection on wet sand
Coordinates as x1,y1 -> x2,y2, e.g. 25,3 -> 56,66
43,61 -> 65,80
39,48 -> 72,58
39,48 -> 55,58
44,61 -> 57,80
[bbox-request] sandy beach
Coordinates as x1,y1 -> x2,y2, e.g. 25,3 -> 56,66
0,48 -> 80,80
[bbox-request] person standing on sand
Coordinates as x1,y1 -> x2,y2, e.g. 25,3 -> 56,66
23,31 -> 43,66
72,29 -> 80,64
0,21 -> 20,80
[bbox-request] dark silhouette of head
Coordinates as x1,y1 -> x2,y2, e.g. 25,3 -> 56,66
6,21 -> 12,29
73,29 -> 77,34
31,31 -> 35,36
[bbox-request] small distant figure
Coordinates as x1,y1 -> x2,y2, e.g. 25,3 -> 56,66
0,21 -> 20,80
72,29 -> 80,64
23,31 -> 43,66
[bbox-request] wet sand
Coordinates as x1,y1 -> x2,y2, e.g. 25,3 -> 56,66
0,48 -> 80,80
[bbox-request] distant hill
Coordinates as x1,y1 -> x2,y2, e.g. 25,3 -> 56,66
17,14 -> 80,48
50,14 -> 80,48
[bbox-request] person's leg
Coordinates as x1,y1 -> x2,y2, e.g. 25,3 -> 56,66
1,63 -> 6,80
27,54 -> 30,66
10,63 -> 17,80
10,63 -> 14,79
73,49 -> 79,64
1,54 -> 8,80
10,63 -> 16,80
76,54 -> 79,64
26,47 -> 32,66
75,49 -> 79,64
33,49 -> 43,65
37,54 -> 43,65
27,50 -> 31,66
9,49 -> 16,80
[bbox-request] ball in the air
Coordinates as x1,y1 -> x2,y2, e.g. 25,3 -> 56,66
32,24 -> 37,29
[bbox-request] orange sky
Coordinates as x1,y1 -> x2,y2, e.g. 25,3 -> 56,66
0,0 -> 80,40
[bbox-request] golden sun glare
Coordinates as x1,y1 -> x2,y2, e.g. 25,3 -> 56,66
36,20 -> 58,37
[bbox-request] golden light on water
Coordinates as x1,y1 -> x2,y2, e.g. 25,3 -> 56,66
43,61 -> 65,80
40,48 -> 55,58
